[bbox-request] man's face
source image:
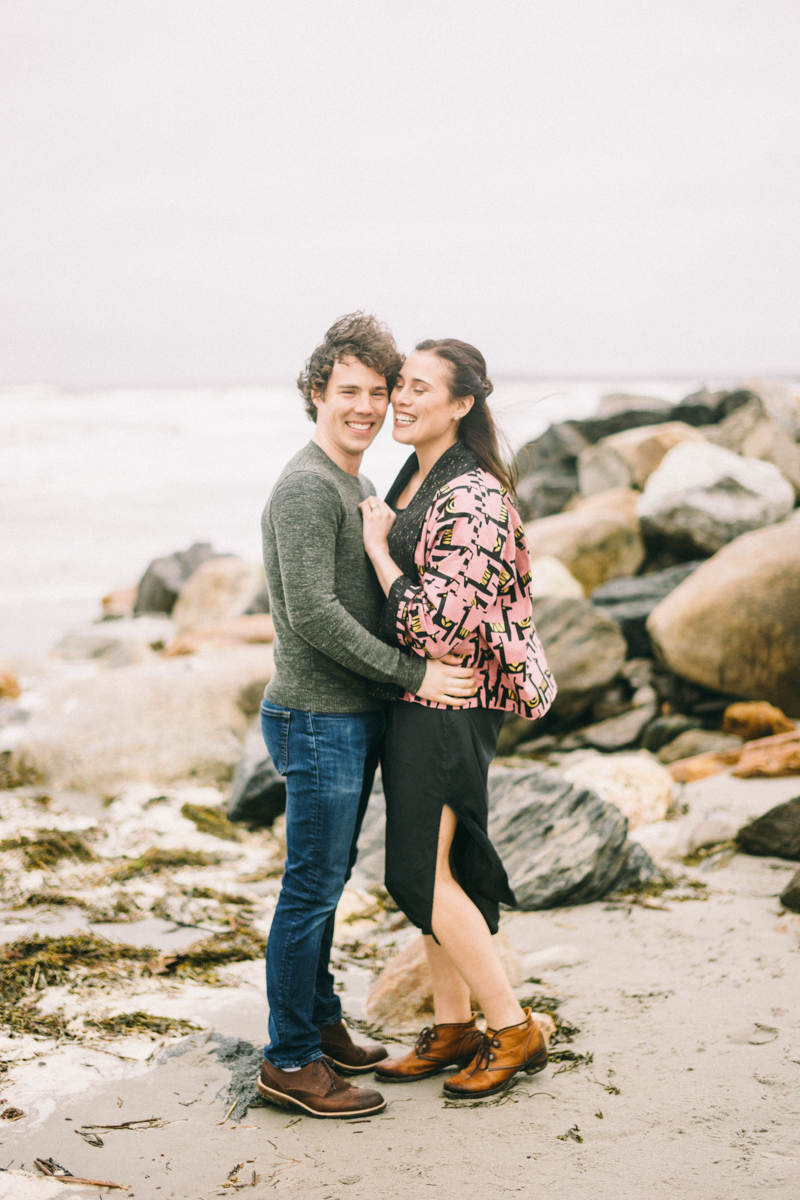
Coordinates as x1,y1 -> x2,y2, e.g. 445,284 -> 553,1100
313,356 -> 389,461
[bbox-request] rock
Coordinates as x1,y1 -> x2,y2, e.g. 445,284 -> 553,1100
528,556 -> 584,599
667,749 -> 742,783
488,763 -> 658,905
578,422 -> 706,496
569,407 -> 690,444
596,393 -> 673,419
565,486 -> 641,525
514,423 -> 587,522
780,868 -> 800,913
744,378 -> 800,439
364,928 -> 522,1031
51,615 -> 175,665
530,597 -> 627,723
673,387 -> 756,427
101,584 -> 138,619
11,645 -> 274,791
525,508 -> 644,595
657,730 -> 743,765
731,731 -> 800,778
707,398 -> 800,493
686,810 -> 740,855
737,796 -> 800,859
559,753 -> 674,831
134,542 -> 221,616
579,704 -> 658,751
620,658 -> 655,690
721,701 -> 795,742
590,561 -> 704,658
172,558 -> 266,634
636,442 -> 795,557
227,716 -> 286,827
164,614 -> 275,657
0,671 -> 21,700
353,763 -> 658,909
519,944 -> 586,973
646,519 -> 800,715
641,714 -> 703,753
244,585 -> 271,615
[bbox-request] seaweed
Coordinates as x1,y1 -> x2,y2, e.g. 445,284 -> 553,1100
187,886 -> 254,907
0,932 -> 155,1007
85,1011 -> 202,1037
180,803 -> 241,843
609,875 -> 709,904
556,1124 -> 583,1143
518,992 -> 563,1012
0,829 -> 98,870
167,923 -> 267,981
109,848 -> 221,881
550,1049 -> 594,1074
0,750 -> 39,789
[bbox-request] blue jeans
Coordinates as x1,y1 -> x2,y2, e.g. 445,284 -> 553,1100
260,700 -> 384,1068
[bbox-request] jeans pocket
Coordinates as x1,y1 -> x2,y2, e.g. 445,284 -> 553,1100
260,702 -> 291,776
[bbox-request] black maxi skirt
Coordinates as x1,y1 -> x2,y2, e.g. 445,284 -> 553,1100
381,700 -> 516,937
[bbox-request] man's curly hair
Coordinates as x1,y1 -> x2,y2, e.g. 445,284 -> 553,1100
297,312 -> 403,422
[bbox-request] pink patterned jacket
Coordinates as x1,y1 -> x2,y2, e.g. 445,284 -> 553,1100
385,460 -> 557,718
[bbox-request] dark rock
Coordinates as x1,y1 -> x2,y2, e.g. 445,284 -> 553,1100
515,468 -> 579,522
244,585 -> 271,615
656,729 -> 742,764
641,714 -> 703,753
530,596 -> 627,724
514,424 -> 587,521
737,796 -> 800,860
226,718 -> 286,827
134,542 -> 222,616
780,868 -> 800,913
590,562 -> 704,658
353,765 -> 659,908
672,387 -> 756,427
579,703 -> 658,751
567,410 -> 682,444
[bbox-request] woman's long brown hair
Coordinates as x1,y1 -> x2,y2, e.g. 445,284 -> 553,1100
415,339 -> 518,493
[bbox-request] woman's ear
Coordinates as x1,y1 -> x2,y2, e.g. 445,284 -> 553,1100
453,395 -> 475,420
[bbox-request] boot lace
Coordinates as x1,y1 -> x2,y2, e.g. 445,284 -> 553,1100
473,1031 -> 500,1071
415,1026 -> 437,1054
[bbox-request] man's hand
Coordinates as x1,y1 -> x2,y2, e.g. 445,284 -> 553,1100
417,653 -> 479,706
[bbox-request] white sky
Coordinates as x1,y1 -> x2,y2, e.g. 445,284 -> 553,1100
1,0 -> 798,385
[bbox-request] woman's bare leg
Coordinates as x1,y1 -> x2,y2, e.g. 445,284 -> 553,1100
428,805 -> 525,1031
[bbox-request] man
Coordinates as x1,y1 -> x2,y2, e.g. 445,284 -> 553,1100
256,313 -> 477,1118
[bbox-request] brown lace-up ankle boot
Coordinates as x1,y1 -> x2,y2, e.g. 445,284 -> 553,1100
443,1008 -> 547,1097
374,1016 -> 482,1082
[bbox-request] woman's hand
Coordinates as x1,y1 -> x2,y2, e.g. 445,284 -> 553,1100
359,496 -> 396,558
359,497 -> 403,596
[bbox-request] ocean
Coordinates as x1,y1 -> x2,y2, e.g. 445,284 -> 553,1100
0,379 -> 699,656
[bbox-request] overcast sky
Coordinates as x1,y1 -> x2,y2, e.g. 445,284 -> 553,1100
1,0 -> 798,385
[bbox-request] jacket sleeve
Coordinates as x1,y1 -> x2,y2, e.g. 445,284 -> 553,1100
386,488 -> 511,658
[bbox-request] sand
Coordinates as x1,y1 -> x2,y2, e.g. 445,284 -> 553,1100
1,772 -> 798,1199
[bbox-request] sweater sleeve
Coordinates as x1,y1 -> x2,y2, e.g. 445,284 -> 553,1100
388,488 -> 510,658
269,473 -> 426,692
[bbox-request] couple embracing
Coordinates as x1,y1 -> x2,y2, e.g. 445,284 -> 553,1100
256,314 -> 557,1118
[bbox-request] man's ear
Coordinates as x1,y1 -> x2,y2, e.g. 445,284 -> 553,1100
311,389 -> 324,410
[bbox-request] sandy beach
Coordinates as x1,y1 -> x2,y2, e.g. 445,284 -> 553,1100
1,765 -> 798,1199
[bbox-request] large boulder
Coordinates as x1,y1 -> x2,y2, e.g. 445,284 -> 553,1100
646,518 -> 800,715
134,542 -> 221,615
524,504 -> 644,594
559,753 -> 674,831
595,392 -> 673,419
706,397 -> 800,493
530,596 -> 627,722
51,615 -> 175,666
590,561 -> 704,658
514,423 -> 587,521
227,717 -> 286,827
737,796 -> 800,860
578,422 -> 706,497
11,645 -> 274,791
488,764 -> 658,906
353,763 -> 658,908
636,442 -> 795,557
172,557 -> 265,633
528,556 -> 584,599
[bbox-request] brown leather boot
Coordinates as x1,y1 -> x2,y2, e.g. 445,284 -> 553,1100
257,1056 -> 386,1118
318,1020 -> 388,1074
443,1008 -> 547,1097
373,1016 -> 483,1082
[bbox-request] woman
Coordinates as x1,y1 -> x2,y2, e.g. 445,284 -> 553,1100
359,339 -> 557,1098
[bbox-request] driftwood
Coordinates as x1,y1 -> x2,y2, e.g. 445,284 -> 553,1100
34,1158 -> 130,1188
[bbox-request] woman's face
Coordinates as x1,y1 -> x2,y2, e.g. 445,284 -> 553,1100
391,350 -> 472,447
